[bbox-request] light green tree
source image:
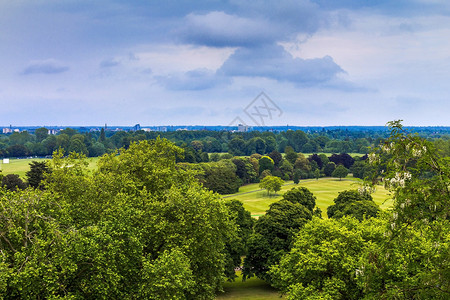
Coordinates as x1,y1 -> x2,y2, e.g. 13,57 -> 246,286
270,217 -> 385,300
259,175 -> 284,195
360,120 -> 450,298
0,139 -> 237,299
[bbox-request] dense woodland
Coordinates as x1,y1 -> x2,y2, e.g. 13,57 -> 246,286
1,126 -> 450,160
0,122 -> 449,299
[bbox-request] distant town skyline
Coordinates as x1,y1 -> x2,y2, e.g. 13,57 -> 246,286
1,1 -> 450,126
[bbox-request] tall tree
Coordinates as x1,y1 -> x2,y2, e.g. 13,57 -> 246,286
26,161 -> 51,189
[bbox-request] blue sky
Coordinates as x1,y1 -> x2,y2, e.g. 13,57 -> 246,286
1,0 -> 449,126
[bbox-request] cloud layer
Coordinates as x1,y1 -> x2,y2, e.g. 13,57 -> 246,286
1,0 -> 450,125
21,60 -> 69,75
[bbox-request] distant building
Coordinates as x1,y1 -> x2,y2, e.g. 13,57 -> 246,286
132,124 -> 141,131
2,128 -> 13,134
237,124 -> 249,132
142,128 -> 152,132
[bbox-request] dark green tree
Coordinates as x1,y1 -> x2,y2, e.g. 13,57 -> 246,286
223,199 -> 254,281
1,174 -> 27,191
243,199 -> 313,283
324,161 -> 336,176
332,164 -> 349,180
284,146 -> 298,165
268,150 -> 283,167
26,161 -> 51,189
258,156 -> 274,174
282,187 -> 317,212
34,127 -> 49,143
327,190 -> 379,221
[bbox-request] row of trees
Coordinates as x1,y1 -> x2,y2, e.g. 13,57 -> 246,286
178,150 -> 365,195
6,125 -> 449,159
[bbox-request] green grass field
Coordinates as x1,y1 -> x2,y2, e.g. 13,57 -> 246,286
216,272 -> 282,299
0,157 -> 100,178
223,177 -> 391,218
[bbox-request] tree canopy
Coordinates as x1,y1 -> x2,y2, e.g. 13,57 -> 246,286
0,138 -> 239,299
259,175 -> 284,195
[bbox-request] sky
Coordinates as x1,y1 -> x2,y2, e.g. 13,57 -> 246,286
1,0 -> 450,127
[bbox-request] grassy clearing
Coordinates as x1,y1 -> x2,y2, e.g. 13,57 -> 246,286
1,157 -> 100,178
216,272 -> 282,300
224,177 -> 392,218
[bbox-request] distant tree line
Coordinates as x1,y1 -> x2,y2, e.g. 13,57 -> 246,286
3,126 -> 448,159
1,127 -> 449,162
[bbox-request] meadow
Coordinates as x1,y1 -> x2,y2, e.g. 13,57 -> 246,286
0,157 -> 99,178
223,177 -> 391,218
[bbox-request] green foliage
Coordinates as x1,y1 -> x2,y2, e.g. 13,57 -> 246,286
332,165 -> 349,180
200,160 -> 242,194
259,175 -> 284,195
243,187 -> 318,283
243,199 -> 313,283
293,169 -> 300,184
268,150 -> 282,167
284,147 -> 298,165
223,200 -> 254,281
282,187 -> 317,212
0,138 -> 236,299
294,154 -> 311,172
258,156 -> 274,174
327,190 -> 379,221
360,120 -> 450,298
270,217 -> 385,300
350,159 -> 373,179
323,161 -> 336,176
25,160 -> 50,189
232,157 -> 258,184
1,174 -> 26,191
140,248 -> 195,299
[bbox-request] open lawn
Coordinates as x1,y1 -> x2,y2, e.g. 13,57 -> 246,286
216,272 -> 282,300
1,157 -> 100,178
223,177 -> 392,218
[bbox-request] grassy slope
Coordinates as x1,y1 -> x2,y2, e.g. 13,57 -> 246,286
224,177 -> 391,218
216,273 -> 282,300
0,157 -> 100,178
